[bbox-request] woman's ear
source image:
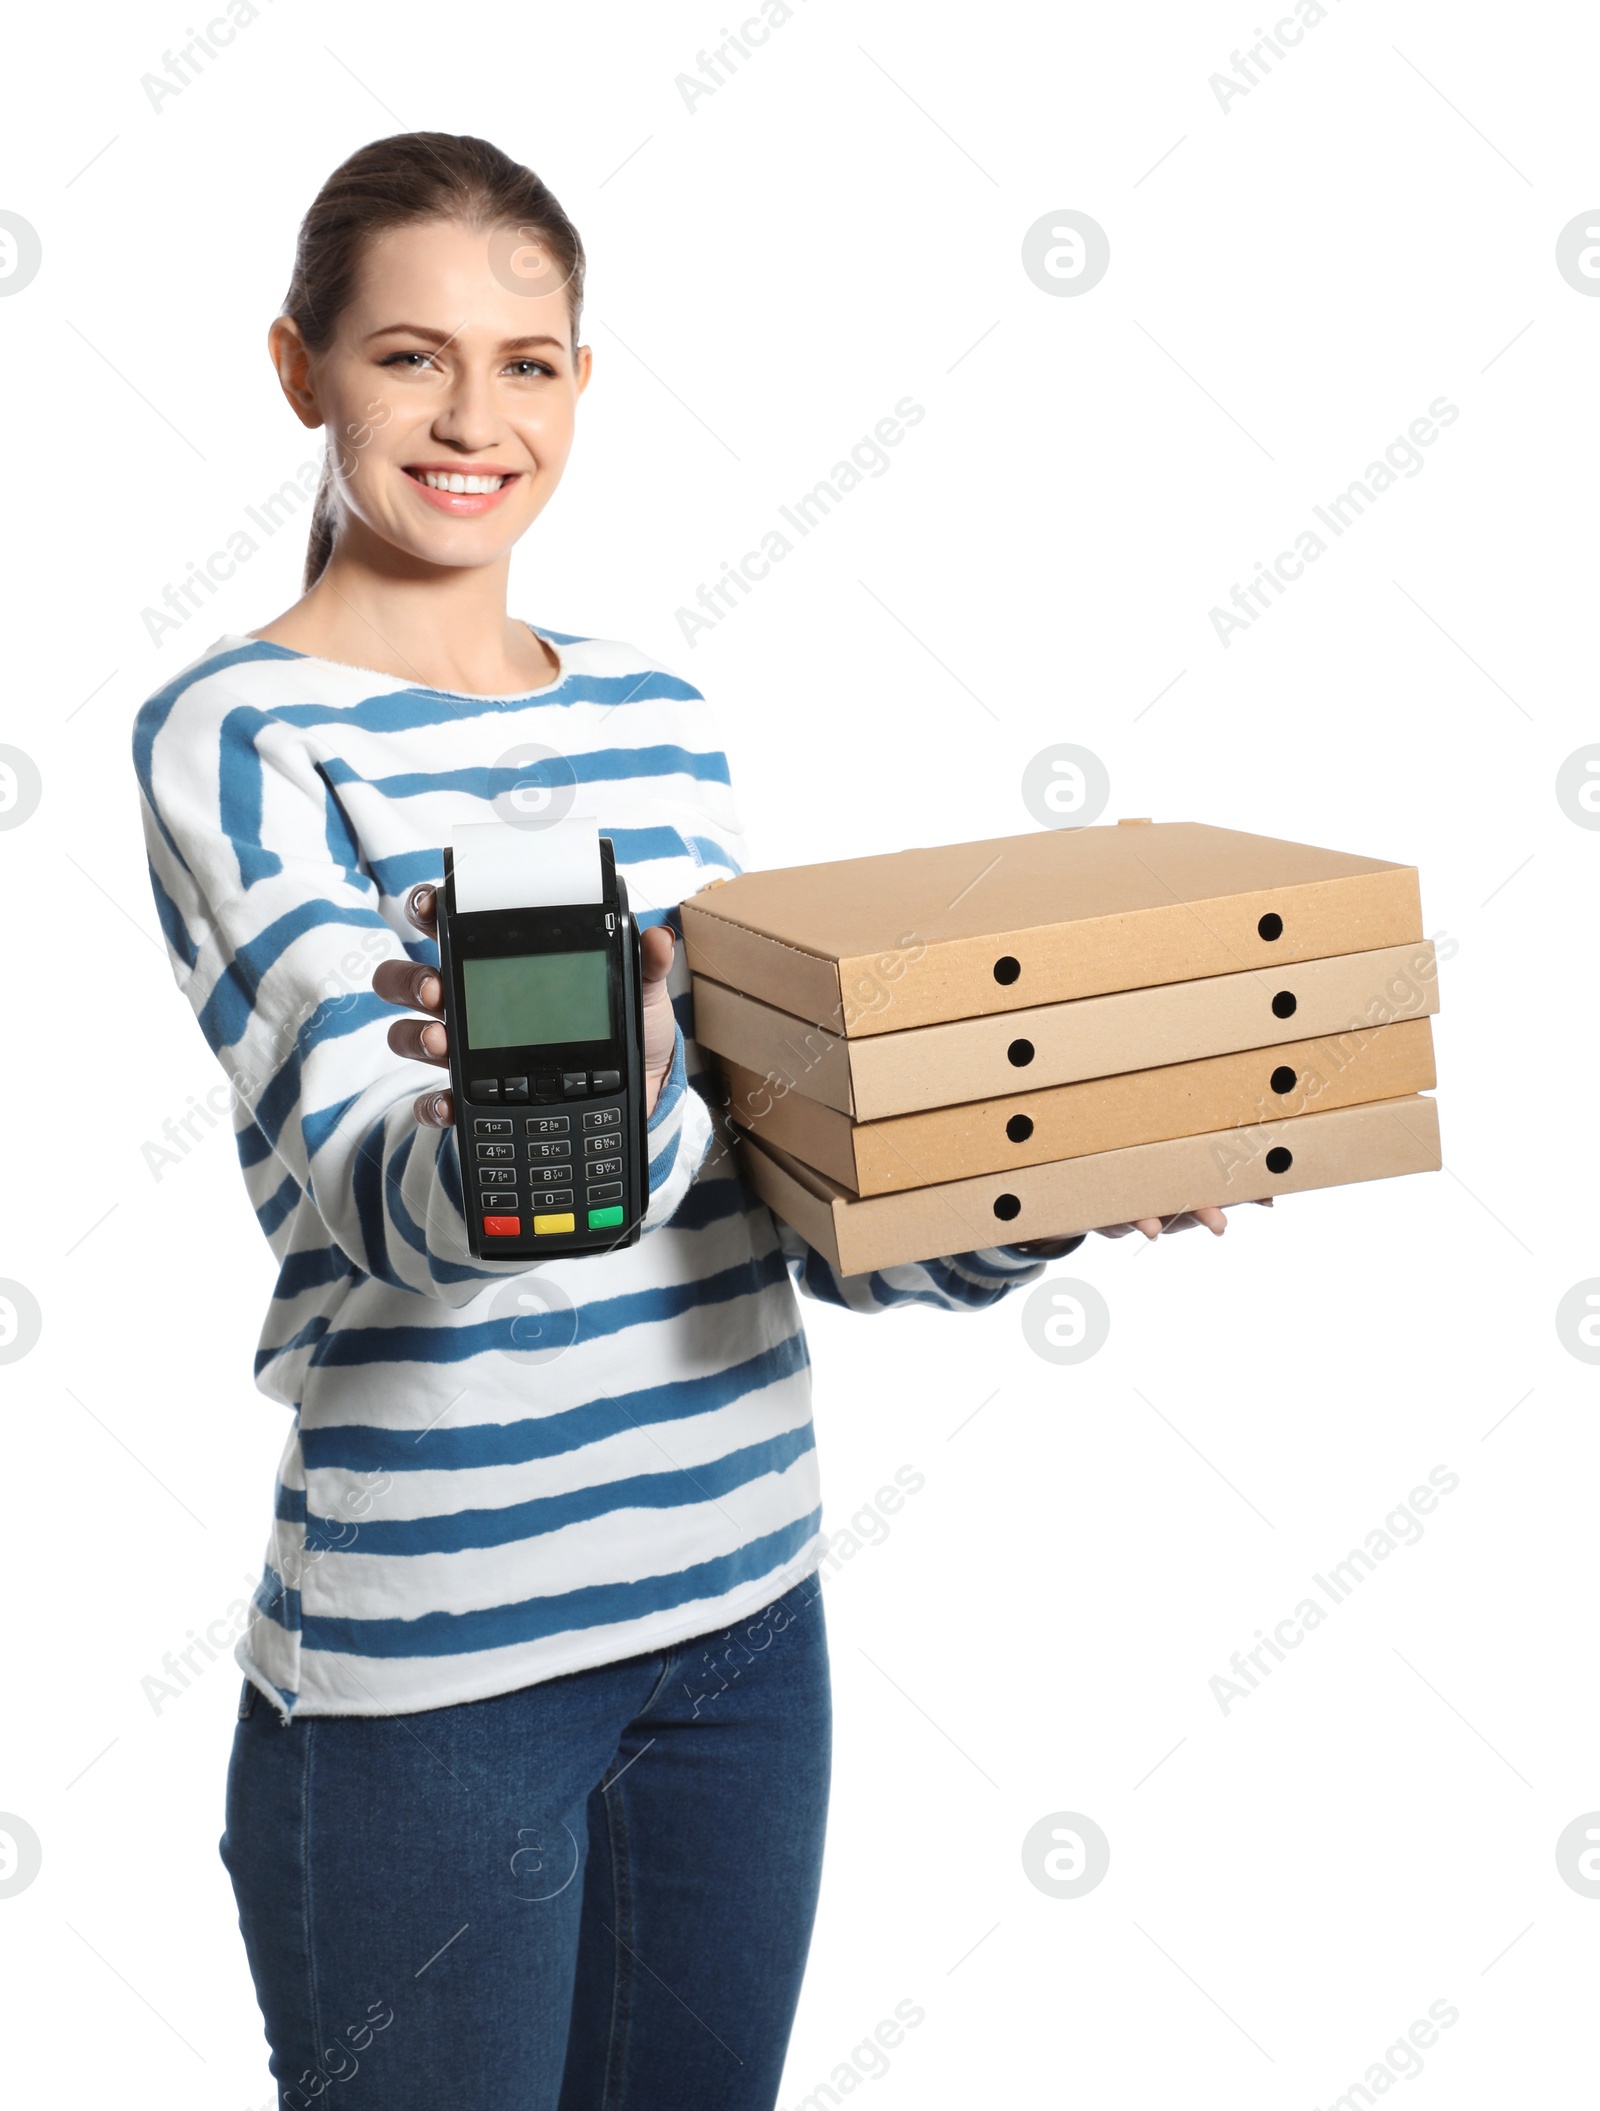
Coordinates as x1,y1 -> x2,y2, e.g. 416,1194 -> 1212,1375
267,314 -> 324,431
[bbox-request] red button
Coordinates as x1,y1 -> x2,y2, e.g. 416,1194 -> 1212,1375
482,1215 -> 521,1237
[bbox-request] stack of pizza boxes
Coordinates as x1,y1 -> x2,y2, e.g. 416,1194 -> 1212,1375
678,819 -> 1441,1274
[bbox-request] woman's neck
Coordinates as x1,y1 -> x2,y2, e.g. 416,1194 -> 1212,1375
249,556 -> 559,697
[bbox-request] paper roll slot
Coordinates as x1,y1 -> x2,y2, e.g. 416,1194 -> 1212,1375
450,816 -> 604,911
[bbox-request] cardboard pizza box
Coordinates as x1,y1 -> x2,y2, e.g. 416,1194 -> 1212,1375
709,1015 -> 1437,1196
680,819 -> 1423,1038
692,940 -> 1439,1120
732,1093 -> 1442,1277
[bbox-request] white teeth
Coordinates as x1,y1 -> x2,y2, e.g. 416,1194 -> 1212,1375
417,471 -> 507,494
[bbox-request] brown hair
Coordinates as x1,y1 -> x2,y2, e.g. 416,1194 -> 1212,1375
280,132 -> 586,591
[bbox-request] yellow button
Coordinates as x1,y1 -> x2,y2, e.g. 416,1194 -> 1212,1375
533,1212 -> 576,1235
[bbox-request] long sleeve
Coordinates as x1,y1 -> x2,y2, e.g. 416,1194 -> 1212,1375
641,999 -> 715,1231
135,676 -> 699,1304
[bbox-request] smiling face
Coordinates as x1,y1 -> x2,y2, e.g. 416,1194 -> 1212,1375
278,214 -> 591,572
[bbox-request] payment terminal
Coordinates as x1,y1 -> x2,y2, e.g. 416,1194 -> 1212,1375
436,824 -> 647,1260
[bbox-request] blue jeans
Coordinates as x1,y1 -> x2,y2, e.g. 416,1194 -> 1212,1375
220,1570 -> 831,2110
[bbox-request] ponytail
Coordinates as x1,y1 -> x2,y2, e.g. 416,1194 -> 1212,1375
303,450 -> 338,592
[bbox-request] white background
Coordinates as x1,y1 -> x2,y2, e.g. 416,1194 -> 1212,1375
1,0 -> 1596,2103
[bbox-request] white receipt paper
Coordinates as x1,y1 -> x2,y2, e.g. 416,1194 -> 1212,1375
450,815 -> 604,913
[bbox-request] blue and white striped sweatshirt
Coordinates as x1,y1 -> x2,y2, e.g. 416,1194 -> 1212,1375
132,626 -> 1067,1718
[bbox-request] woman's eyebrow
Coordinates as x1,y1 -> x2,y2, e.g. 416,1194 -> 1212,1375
363,322 -> 565,351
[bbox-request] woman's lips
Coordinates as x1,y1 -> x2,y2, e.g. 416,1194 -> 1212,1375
402,466 -> 523,516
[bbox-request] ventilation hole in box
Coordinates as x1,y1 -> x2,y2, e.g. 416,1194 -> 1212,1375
993,955 -> 1020,985
1266,1146 -> 1293,1174
993,1192 -> 1021,1221
1271,990 -> 1297,1019
1270,1065 -> 1297,1095
1006,1113 -> 1034,1143
1258,912 -> 1284,941
1007,1038 -> 1035,1067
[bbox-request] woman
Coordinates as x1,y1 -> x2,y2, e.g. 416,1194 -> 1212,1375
133,131 -> 1236,2111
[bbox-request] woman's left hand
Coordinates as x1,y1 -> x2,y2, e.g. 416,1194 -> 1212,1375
374,884 -> 680,1126
1093,1199 -> 1276,1240
1013,1198 -> 1274,1253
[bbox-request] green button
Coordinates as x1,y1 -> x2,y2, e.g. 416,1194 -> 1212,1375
587,1205 -> 625,1229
